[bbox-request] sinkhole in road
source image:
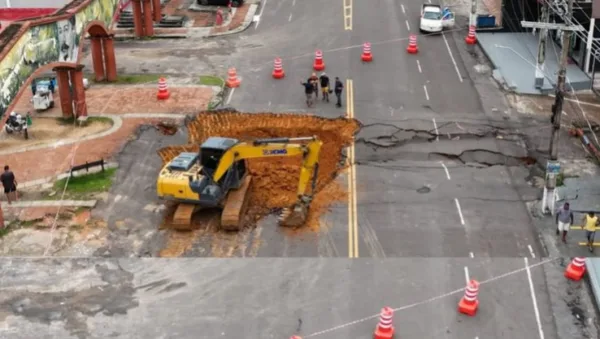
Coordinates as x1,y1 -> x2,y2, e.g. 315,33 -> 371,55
157,111 -> 361,237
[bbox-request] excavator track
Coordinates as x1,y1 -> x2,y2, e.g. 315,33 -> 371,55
220,175 -> 252,231
170,203 -> 198,230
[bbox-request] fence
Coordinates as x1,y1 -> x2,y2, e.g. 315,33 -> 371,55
69,159 -> 105,177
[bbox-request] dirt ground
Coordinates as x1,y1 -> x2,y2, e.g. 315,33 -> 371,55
0,117 -> 112,151
12,86 -> 214,116
507,93 -> 600,126
156,112 -> 360,256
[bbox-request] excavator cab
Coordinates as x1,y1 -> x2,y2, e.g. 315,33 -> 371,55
199,137 -> 247,191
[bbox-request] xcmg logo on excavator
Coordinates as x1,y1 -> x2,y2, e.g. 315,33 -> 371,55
262,149 -> 288,156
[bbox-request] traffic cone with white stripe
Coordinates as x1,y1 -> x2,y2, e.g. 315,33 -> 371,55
458,280 -> 479,316
157,77 -> 170,100
361,42 -> 373,62
272,57 -> 285,79
565,257 -> 586,281
373,307 -> 394,339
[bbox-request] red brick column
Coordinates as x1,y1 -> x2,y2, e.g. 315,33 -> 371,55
103,35 -> 118,82
142,0 -> 154,36
90,37 -> 105,82
70,65 -> 88,118
132,0 -> 145,37
53,67 -> 73,117
152,0 -> 162,22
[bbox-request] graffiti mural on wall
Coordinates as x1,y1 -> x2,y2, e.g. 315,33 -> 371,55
0,0 -> 122,117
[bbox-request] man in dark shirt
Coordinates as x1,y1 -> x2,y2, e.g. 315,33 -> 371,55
1,165 -> 17,204
334,77 -> 344,107
300,81 -> 314,107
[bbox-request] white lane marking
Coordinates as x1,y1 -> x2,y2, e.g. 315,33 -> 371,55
416,59 -> 422,73
405,20 -> 410,31
428,0 -> 431,3
528,244 -> 536,258
268,101 -> 272,107
292,0 -> 296,6
288,13 -> 292,21
455,198 -> 465,225
423,85 -> 429,101
441,32 -> 463,82
440,161 -> 450,180
525,257 -> 545,339
432,117 -> 439,141
464,266 -> 470,284
226,88 -> 236,104
401,3 -> 405,14
469,252 -> 474,258
254,0 -> 268,29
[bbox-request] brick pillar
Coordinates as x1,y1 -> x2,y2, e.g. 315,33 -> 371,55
70,65 -> 88,118
142,0 -> 154,36
103,35 -> 118,82
132,0 -> 144,37
53,68 -> 73,117
152,0 -> 162,22
90,37 -> 105,82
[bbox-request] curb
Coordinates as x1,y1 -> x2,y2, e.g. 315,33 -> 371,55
1,200 -> 97,208
586,258 -> 600,312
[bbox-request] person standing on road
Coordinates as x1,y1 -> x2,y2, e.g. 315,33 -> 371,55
319,72 -> 330,102
308,73 -> 319,100
583,211 -> 600,253
1,165 -> 17,205
300,80 -> 315,107
334,77 -> 344,108
555,202 -> 574,243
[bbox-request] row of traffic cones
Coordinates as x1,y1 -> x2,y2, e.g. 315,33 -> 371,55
158,27 -> 479,96
228,27 -> 479,89
286,258 -> 587,339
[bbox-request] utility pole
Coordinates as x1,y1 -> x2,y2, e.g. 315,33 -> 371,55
470,0 -> 477,28
549,0 -> 574,161
522,0 -> 582,215
535,1 -> 549,89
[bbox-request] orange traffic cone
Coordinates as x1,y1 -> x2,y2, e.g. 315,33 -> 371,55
465,25 -> 477,45
313,50 -> 325,71
156,77 -> 170,100
373,307 -> 394,339
406,34 -> 418,54
361,42 -> 373,62
226,68 -> 241,88
272,57 -> 285,79
458,279 -> 479,316
565,257 -> 586,281
289,337 -> 302,339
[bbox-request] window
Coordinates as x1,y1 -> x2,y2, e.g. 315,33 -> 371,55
423,12 -> 442,20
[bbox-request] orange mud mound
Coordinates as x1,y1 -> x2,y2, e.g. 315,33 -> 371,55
157,111 -> 361,232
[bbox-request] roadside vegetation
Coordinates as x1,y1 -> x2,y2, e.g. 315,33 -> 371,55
48,167 -> 117,200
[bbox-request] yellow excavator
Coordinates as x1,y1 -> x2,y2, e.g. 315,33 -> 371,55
156,136 -> 323,231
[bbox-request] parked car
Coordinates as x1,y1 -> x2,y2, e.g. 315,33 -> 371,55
197,0 -> 244,6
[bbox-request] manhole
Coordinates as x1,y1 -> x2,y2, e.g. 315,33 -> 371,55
416,186 -> 431,194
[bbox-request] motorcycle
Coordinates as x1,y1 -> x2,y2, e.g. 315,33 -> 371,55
4,111 -> 29,139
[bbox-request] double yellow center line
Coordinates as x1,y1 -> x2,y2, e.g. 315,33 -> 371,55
343,0 -> 352,30
346,79 -> 359,258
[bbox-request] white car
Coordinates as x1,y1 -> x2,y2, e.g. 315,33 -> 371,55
420,4 -> 455,33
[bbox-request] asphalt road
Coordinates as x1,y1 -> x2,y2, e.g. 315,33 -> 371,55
223,0 -> 545,258
0,258 -> 559,339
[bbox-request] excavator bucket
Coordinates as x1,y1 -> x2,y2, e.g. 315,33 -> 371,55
278,203 -> 309,227
221,175 -> 253,231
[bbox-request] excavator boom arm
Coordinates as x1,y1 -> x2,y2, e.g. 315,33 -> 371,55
212,137 -> 323,198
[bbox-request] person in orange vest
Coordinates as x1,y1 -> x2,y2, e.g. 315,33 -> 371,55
582,212 -> 600,253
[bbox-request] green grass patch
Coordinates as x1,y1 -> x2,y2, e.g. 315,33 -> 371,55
88,73 -> 163,84
53,167 -> 117,196
556,173 -> 580,187
0,220 -> 37,238
198,75 -> 224,87
55,116 -> 113,126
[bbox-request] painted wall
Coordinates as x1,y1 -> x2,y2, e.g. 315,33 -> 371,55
0,0 -> 123,117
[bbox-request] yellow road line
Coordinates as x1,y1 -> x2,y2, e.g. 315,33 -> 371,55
343,0 -> 352,30
578,242 -> 600,246
346,79 -> 358,257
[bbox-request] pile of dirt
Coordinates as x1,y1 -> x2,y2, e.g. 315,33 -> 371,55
157,111 -> 360,231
